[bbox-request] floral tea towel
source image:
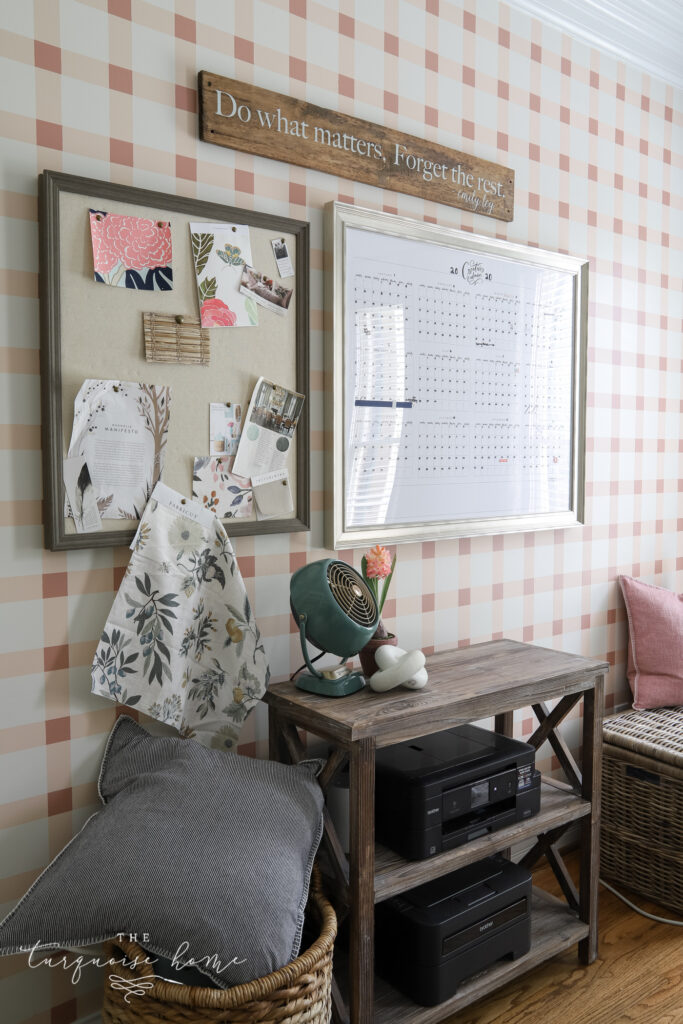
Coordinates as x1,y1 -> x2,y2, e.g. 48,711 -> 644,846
91,483 -> 270,749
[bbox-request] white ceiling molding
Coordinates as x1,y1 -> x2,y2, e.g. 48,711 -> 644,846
505,0 -> 683,91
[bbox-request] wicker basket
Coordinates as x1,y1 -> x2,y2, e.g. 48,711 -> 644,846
601,707 -> 683,914
101,871 -> 336,1024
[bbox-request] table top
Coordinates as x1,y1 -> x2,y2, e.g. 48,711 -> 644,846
264,638 -> 609,747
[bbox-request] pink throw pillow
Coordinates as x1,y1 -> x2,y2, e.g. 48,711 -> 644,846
619,575 -> 683,710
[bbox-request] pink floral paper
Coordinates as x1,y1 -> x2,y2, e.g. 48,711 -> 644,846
89,209 -> 173,290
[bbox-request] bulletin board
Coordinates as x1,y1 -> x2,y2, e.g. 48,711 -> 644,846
40,171 -> 309,551
325,202 -> 588,548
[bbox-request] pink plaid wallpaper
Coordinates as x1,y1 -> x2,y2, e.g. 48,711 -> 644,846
0,1 -> 681,1020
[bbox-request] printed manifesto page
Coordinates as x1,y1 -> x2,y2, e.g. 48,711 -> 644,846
343,226 -> 574,529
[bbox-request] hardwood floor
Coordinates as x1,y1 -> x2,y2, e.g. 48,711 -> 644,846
442,857 -> 683,1024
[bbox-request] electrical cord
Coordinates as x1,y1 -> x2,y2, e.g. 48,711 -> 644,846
289,649 -> 325,681
599,878 -> 683,926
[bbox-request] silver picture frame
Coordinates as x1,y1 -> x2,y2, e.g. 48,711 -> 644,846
324,201 -> 588,549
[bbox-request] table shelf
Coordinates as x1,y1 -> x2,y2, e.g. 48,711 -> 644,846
372,888 -> 589,1023
374,781 -> 590,903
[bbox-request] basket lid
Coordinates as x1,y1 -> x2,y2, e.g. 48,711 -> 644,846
603,706 -> 683,768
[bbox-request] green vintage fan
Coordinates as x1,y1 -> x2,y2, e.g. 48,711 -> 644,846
290,558 -> 379,697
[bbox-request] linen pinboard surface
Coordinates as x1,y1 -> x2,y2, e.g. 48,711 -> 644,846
91,483 -> 269,748
0,716 -> 325,988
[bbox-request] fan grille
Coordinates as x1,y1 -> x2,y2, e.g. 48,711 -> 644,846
327,561 -> 377,626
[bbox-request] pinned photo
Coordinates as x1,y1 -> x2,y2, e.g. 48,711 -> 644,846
239,266 -> 293,317
232,377 -> 304,479
270,237 -> 294,278
210,402 -> 243,456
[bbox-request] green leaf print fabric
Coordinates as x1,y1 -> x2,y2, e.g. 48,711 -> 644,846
91,483 -> 270,748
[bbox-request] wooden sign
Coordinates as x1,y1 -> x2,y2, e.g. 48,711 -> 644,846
199,72 -> 514,222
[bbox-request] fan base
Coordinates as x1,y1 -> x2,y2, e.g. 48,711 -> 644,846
295,671 -> 366,698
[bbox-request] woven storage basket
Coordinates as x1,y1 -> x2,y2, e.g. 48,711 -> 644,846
101,870 -> 336,1024
601,707 -> 683,914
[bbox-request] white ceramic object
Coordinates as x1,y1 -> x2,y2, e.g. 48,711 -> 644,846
381,645 -> 428,689
369,645 -> 428,692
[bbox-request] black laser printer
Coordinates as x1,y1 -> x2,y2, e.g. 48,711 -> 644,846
375,855 -> 532,1006
375,723 -> 541,860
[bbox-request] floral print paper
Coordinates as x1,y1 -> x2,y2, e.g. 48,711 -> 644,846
90,209 -> 173,290
190,222 -> 258,328
91,484 -> 270,749
192,455 -> 253,519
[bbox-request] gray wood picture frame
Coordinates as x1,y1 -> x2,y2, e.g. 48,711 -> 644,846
39,170 -> 310,551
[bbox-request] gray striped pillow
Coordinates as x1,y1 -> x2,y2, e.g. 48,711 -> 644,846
0,715 -> 324,988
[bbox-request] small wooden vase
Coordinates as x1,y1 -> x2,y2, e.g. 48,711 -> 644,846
358,632 -> 398,678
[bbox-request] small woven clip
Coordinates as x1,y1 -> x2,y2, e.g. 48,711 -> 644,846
143,312 -> 210,365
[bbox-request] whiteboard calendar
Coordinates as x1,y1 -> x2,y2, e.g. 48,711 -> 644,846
326,203 -> 588,547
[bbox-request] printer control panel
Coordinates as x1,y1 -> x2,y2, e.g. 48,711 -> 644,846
443,768 -> 518,820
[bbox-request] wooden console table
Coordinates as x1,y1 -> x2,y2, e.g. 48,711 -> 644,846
264,639 -> 607,1024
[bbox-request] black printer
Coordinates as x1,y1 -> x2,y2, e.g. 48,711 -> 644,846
375,723 -> 541,860
375,855 -> 532,1006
